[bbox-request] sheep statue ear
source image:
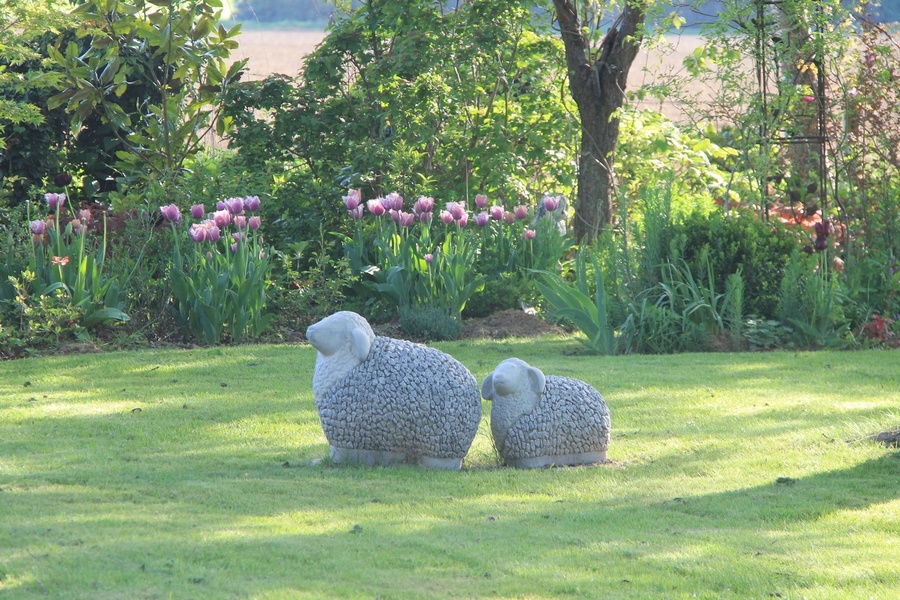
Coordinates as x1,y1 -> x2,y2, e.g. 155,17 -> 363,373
350,328 -> 372,362
480,374 -> 494,401
527,365 -> 546,395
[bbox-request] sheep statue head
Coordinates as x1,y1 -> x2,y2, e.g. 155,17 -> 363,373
306,311 -> 482,469
482,358 -> 611,468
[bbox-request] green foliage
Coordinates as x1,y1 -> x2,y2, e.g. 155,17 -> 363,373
47,0 -> 247,209
398,304 -> 461,342
777,250 -> 851,348
534,246 -> 617,355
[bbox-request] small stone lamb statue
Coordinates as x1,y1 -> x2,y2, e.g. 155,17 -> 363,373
306,311 -> 482,469
481,358 -> 610,468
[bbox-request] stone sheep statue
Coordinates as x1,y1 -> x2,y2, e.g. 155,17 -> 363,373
306,311 -> 482,469
481,358 -> 610,468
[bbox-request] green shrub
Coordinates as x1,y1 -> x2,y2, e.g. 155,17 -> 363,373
399,305 -> 461,342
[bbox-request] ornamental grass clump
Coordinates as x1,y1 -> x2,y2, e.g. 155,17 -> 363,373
163,195 -> 273,345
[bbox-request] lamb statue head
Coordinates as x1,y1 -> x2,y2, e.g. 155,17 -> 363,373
306,311 -> 376,397
482,358 -> 611,468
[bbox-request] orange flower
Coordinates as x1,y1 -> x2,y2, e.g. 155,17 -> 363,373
51,256 -> 70,266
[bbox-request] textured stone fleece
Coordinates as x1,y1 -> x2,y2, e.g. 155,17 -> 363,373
502,376 -> 610,459
316,337 -> 482,458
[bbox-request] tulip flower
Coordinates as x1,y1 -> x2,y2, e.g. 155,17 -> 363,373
224,196 -> 244,215
213,210 -> 231,228
446,201 -> 466,221
70,219 -> 84,235
384,192 -> 403,211
475,194 -> 488,209
439,210 -> 454,224
801,95 -> 815,103
542,195 -> 560,212
191,204 -> 206,219
342,189 -> 361,211
348,205 -> 364,220
248,216 -> 261,230
189,224 -> 208,242
523,228 -> 536,240
160,203 -> 181,222
45,193 -> 65,211
398,211 -> 416,227
54,172 -> 72,187
234,215 -> 248,230
475,211 -> 489,227
30,219 -> 46,235
514,205 -> 529,220
413,196 -> 435,215
243,195 -> 261,211
504,211 -> 516,224
490,205 -> 504,220
367,198 -> 387,216
424,253 -> 434,263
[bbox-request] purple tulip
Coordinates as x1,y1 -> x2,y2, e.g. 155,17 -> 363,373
45,193 -> 65,211
348,205 -> 364,220
159,203 -> 181,222
542,195 -> 560,212
424,253 -> 434,263
231,242 -> 238,253
439,210 -> 454,224
384,192 -> 403,211
446,201 -> 466,221
398,211 -> 416,227
213,210 -> 231,228
205,222 -> 221,242
342,189 -> 362,211
232,232 -> 246,243
475,211 -> 489,227
514,205 -> 528,220
490,205 -> 504,220
191,204 -> 206,219
457,212 -> 468,228
189,224 -> 208,242
70,219 -> 84,235
249,216 -> 261,230
523,228 -> 536,240
367,198 -> 387,216
30,219 -> 46,235
243,195 -> 260,211
504,211 -> 516,224
475,194 -> 488,209
32,233 -> 45,245
413,196 -> 435,215
389,209 -> 401,223
234,215 -> 248,230
216,201 -> 227,211
224,196 -> 244,215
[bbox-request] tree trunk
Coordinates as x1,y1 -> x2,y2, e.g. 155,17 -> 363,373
554,0 -> 647,242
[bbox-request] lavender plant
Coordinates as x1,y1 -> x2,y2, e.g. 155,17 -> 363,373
163,195 -> 273,344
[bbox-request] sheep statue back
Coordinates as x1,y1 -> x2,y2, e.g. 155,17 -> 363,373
306,311 -> 482,469
481,358 -> 610,468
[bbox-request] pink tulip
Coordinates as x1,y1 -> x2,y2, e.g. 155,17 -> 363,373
384,192 -> 403,211
514,205 -> 528,220
446,201 -> 466,221
70,219 -> 84,235
490,205 -> 504,220
439,210 -> 454,224
367,199 -> 387,216
457,212 -> 468,228
191,204 -> 205,219
224,197 -> 244,215
189,224 -> 208,242
213,210 -> 231,228
30,219 -> 46,235
424,253 -> 434,263
249,216 -> 261,230
475,211 -> 489,227
205,222 -> 221,242
45,193 -> 65,211
475,194 -> 488,209
342,189 -> 361,211
504,211 -> 516,224
234,215 -> 248,230
348,205 -> 364,220
801,95 -> 815,103
523,229 -> 536,240
542,195 -> 560,212
398,211 -> 416,227
413,196 -> 435,215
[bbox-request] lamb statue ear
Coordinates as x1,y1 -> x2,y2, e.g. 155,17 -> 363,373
350,328 -> 372,362
480,374 -> 494,401
527,366 -> 546,395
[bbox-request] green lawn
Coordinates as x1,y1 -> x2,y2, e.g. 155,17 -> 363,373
1,338 -> 898,599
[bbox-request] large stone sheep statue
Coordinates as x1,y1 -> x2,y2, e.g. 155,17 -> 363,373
306,311 -> 482,470
481,358 -> 611,468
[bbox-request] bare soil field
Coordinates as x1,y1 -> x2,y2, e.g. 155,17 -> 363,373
229,29 -> 711,121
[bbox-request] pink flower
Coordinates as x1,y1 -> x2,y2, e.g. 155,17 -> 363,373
424,253 -> 434,263
52,256 -> 69,266
514,205 -> 528,220
489,205 -> 504,220
30,219 -> 46,235
78,209 -> 92,223
232,232 -> 246,243
189,224 -> 208,242
243,195 -> 260,211
234,215 -> 248,230
446,201 -> 466,221
384,192 -> 403,211
224,197 -> 244,215
413,196 -> 435,215
45,193 -> 65,211
159,203 -> 181,222
249,216 -> 261,230
474,211 -> 489,227
504,211 -> 516,224
191,204 -> 205,219
231,242 -> 238,253
848,87 -> 858,98
542,195 -> 560,212
523,229 -> 536,240
213,210 -> 231,228
216,201 -> 227,211
367,198 -> 387,216
389,209 -> 400,223
205,222 -> 221,242
70,218 -> 84,235
801,95 -> 815,103
417,211 -> 432,224
475,194 -> 488,209
398,211 -> 416,227
342,189 -> 362,211
438,210 -> 453,224
347,205 -> 364,220
457,212 -> 468,228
